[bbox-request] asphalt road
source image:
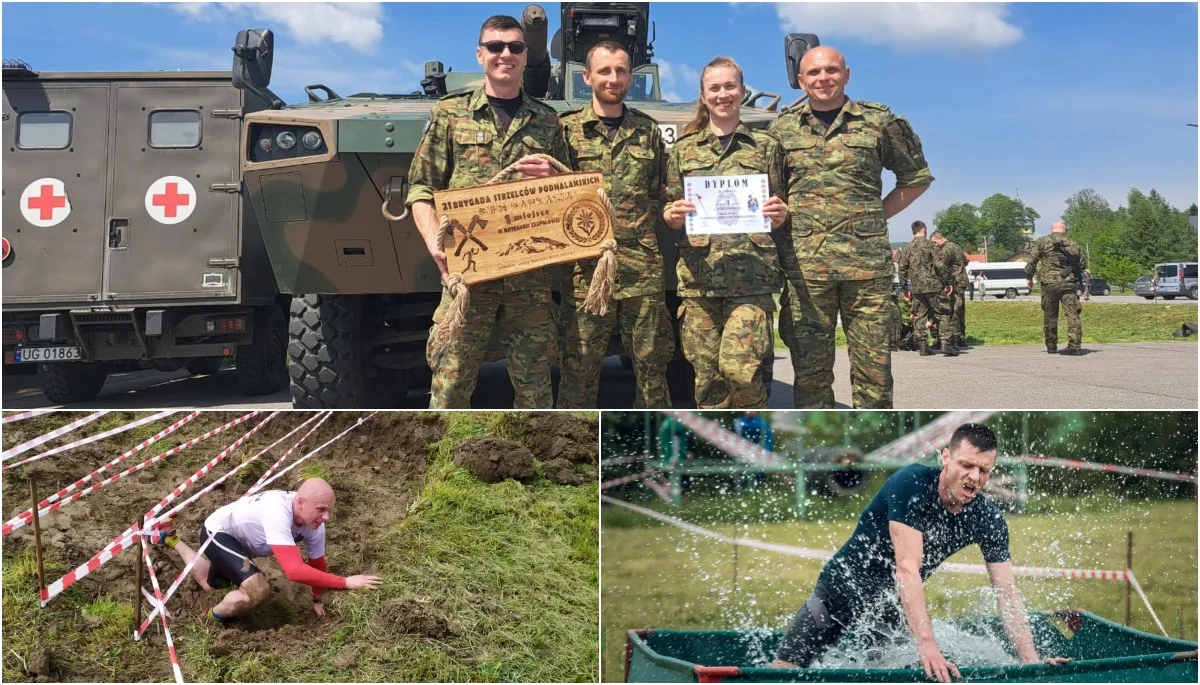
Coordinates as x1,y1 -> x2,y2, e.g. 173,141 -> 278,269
4,342 -> 1195,409
975,294 -> 1196,305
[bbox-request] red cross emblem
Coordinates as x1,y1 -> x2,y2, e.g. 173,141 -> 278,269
151,182 -> 191,218
144,176 -> 197,224
27,184 -> 67,221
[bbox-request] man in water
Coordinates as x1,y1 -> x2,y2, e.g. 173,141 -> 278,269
771,424 -> 1070,682
153,478 -> 381,620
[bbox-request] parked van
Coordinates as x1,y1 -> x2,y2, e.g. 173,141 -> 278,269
965,262 -> 1032,299
1154,262 -> 1198,300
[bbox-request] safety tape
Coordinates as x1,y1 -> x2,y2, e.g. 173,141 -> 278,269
665,412 -> 780,467
1010,454 -> 1196,484
252,412 -> 376,494
248,411 -> 334,494
1,409 -> 55,424
141,586 -> 171,618
601,468 -> 663,490
864,411 -> 997,463
40,411 -> 265,605
642,477 -> 674,504
2,410 -> 178,471
1127,571 -> 1169,637
601,453 -> 650,468
3,412 -> 201,536
601,495 -> 1168,633
2,411 -> 108,461
140,534 -> 184,683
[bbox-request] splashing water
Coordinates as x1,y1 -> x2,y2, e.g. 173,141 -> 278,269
807,619 -> 1021,670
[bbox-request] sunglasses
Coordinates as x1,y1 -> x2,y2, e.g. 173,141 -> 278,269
480,40 -> 527,55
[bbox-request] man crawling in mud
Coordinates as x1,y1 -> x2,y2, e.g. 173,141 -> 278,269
771,424 -> 1071,682
152,478 -> 381,621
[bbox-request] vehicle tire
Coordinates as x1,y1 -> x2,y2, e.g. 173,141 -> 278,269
1190,286 -> 1197,300
238,303 -> 287,396
38,362 -> 106,404
1103,287 -> 1111,296
1164,295 -> 1176,301
186,357 -> 225,376
666,358 -> 695,408
1142,295 -> 1153,300
1005,288 -> 1018,299
288,294 -> 408,408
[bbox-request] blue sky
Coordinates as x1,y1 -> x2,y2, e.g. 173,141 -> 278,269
4,1 -> 1196,241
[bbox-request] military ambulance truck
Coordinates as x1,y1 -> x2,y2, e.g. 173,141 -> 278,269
2,60 -> 287,403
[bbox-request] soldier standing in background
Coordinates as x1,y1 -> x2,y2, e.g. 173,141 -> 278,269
1025,221 -> 1089,355
931,231 -> 969,349
557,41 -> 672,409
407,14 -> 570,408
661,57 -> 789,409
770,46 -> 934,409
899,221 -> 956,357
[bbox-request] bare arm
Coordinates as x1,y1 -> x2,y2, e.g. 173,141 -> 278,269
890,521 -> 960,682
883,184 -> 929,220
987,562 -> 1071,666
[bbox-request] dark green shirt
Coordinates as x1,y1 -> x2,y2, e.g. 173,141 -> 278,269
819,464 -> 1010,605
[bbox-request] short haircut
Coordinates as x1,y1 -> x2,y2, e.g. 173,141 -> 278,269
586,40 -> 631,70
930,231 -> 943,240
948,423 -> 997,454
911,220 -> 927,234
479,15 -> 522,41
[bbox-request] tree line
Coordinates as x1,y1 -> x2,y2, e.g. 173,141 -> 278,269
931,189 -> 1198,286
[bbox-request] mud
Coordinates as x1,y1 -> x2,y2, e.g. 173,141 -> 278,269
519,413 -> 597,466
541,458 -> 595,486
384,597 -> 456,639
452,437 -> 536,483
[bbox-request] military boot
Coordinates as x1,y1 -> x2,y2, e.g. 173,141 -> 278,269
919,339 -> 935,356
941,341 -> 959,357
1060,347 -> 1082,356
956,337 -> 969,349
1046,344 -> 1057,354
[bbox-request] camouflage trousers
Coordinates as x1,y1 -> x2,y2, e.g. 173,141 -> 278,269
886,297 -> 903,351
1041,286 -> 1082,349
426,282 -> 555,409
679,294 -> 774,409
779,277 -> 893,409
950,291 -> 965,340
557,292 -> 673,409
911,291 -> 952,347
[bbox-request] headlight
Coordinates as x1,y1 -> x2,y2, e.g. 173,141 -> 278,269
258,137 -> 273,153
276,131 -> 297,150
301,130 -> 323,150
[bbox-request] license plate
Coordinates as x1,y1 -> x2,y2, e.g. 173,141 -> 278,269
13,346 -> 82,363
658,124 -> 677,148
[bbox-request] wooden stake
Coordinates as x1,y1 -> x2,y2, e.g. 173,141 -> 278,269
29,478 -> 45,594
731,532 -> 739,595
135,515 -> 144,636
1124,531 -> 1133,627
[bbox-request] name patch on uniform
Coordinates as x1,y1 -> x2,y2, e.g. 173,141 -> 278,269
435,172 -> 611,284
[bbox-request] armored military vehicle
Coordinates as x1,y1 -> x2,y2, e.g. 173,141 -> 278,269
1,60 -> 288,403
234,4 -> 819,408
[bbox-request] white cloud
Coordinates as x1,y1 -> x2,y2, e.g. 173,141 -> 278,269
657,59 -> 701,103
775,2 -> 1023,53
169,2 -> 385,53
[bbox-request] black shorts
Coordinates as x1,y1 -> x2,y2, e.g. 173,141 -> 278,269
774,582 -> 904,667
200,527 -> 262,589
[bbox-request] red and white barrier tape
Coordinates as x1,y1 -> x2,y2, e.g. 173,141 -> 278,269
3,412 -> 201,536
665,412 -> 780,467
252,413 -> 375,494
248,411 -> 334,494
601,468 -> 663,490
141,586 -> 170,618
2,411 -> 109,461
140,535 -> 184,683
601,495 -> 1168,636
1009,454 -> 1196,484
642,476 -> 674,504
2,410 -> 178,471
865,411 -> 996,463
136,529 -> 219,641
1,409 -> 55,424
601,453 -> 650,468
40,411 -> 264,605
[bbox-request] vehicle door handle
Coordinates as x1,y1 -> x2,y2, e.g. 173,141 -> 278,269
108,218 -> 130,249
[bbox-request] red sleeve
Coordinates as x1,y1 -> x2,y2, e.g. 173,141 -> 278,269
308,556 -> 330,601
271,545 -> 346,591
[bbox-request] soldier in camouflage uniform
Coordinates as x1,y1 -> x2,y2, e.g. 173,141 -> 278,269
407,15 -> 570,408
661,57 -> 789,409
557,41 -> 672,408
1025,221 -> 1089,355
770,46 -> 934,408
899,221 -> 955,356
931,231 -> 969,348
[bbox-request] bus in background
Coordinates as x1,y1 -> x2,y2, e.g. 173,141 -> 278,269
965,262 -> 1032,299
1154,262 -> 1198,300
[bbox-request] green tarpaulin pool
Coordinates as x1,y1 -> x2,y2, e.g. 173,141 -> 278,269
624,610 -> 1197,683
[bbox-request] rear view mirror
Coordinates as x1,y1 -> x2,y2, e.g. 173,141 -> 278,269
784,33 -> 820,90
232,29 -> 274,89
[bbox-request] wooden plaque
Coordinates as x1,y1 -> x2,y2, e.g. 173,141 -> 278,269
435,172 -> 611,285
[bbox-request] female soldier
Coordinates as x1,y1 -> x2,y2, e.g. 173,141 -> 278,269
661,57 -> 789,409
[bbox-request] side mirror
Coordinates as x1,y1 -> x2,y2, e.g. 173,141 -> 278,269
232,28 -> 274,89
783,33 -> 820,90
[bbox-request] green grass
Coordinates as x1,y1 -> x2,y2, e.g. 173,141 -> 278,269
600,496 -> 1196,681
772,301 -> 1196,349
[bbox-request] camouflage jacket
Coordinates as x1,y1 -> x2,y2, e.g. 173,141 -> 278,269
898,237 -> 951,294
561,104 -> 666,299
768,97 -> 934,281
1025,233 -> 1088,289
665,123 -> 785,298
406,87 -> 570,291
938,240 -> 969,289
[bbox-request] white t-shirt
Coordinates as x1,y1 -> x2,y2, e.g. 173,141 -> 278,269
205,490 -> 326,559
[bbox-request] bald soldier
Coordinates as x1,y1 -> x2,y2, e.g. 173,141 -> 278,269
770,47 -> 934,408
1025,221 -> 1089,355
152,478 -> 382,620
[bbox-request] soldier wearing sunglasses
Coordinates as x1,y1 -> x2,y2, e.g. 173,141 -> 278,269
407,14 -> 570,409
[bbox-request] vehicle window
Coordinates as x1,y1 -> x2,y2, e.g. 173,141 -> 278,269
149,110 -> 201,148
1157,265 -> 1178,279
17,111 -> 72,149
1185,265 -> 1197,279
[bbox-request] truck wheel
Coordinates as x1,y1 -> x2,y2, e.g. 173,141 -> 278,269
288,294 -> 407,408
38,362 -> 107,404
186,357 -> 225,376
1005,288 -> 1018,299
238,304 -> 287,396
666,358 -> 695,408
1190,286 -> 1197,300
